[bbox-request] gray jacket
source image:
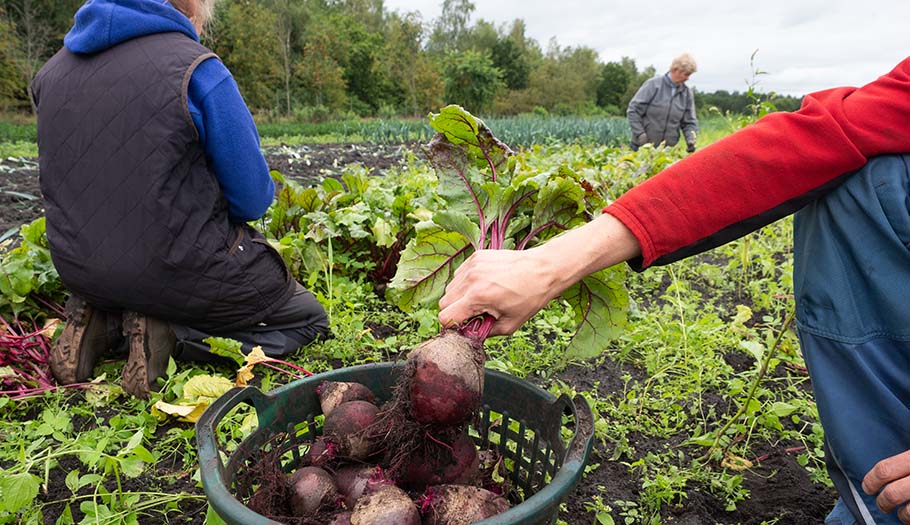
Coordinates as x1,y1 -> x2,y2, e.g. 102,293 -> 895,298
627,73 -> 698,149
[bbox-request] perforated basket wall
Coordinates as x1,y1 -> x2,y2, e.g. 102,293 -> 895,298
197,362 -> 594,525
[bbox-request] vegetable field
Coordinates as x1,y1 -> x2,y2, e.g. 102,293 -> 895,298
0,118 -> 835,524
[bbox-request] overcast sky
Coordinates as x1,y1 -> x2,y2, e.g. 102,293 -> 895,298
382,0 -> 909,97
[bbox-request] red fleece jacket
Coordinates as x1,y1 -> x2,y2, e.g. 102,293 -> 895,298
605,58 -> 910,269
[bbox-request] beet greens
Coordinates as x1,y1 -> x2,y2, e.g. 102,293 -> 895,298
389,105 -> 628,358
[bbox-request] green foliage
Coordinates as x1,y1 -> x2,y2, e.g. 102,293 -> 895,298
0,0 -> 83,111
597,62 -> 630,109
0,11 -> 26,111
336,20 -> 392,113
520,45 -> 600,115
617,56 -> 656,111
255,115 -> 630,148
696,90 -> 803,116
0,0 -> 808,120
380,13 -> 444,117
211,0 -> 283,109
390,105 -> 629,357
491,37 -> 530,90
293,25 -> 349,111
264,163 -> 438,292
441,50 -> 504,115
0,119 -> 36,142
0,218 -> 63,318
0,139 -> 36,157
487,115 -> 628,147
427,0 -> 476,53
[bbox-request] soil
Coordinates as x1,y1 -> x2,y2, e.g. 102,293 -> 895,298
0,157 -> 43,237
0,144 -> 836,525
261,142 -> 413,185
557,358 -> 835,525
0,142 -> 412,239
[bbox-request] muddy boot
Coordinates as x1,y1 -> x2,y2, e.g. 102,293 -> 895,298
121,311 -> 176,399
50,295 -> 122,385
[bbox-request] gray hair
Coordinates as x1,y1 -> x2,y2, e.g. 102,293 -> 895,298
196,0 -> 217,28
169,0 -> 217,34
671,53 -> 697,74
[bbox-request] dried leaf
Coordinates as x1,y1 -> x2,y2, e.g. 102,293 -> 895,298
235,347 -> 273,386
151,400 -> 206,423
721,454 -> 754,471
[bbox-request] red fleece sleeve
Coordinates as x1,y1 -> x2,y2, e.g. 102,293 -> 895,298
605,58 -> 910,268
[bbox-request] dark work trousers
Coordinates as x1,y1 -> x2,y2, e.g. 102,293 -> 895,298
793,155 -> 910,525
171,282 -> 329,364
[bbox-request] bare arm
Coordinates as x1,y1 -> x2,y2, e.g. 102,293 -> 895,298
438,213 -> 641,336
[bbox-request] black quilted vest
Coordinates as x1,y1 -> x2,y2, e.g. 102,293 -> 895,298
31,32 -> 294,331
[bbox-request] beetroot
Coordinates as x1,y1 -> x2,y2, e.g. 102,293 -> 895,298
351,485 -> 420,525
400,432 -> 479,490
334,465 -> 392,509
407,331 -> 484,426
323,400 -> 380,460
288,466 -> 338,516
329,511 -> 353,525
318,381 -> 377,417
303,437 -> 338,467
420,484 -> 510,525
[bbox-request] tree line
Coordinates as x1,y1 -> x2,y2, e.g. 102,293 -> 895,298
0,0 -> 802,119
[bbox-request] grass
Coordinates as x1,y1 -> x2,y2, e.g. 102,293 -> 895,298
0,141 -> 38,158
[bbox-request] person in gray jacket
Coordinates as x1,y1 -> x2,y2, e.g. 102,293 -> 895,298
627,53 -> 699,152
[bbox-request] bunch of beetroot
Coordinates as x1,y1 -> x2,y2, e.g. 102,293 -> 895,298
0,316 -> 73,399
246,108 -> 533,524
248,331 -> 511,525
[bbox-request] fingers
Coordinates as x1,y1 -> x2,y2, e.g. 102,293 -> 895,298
438,296 -> 489,330
876,476 -> 910,515
864,452 -> 910,496
438,254 -> 520,336
439,252 -> 480,313
864,451 -> 910,516
900,503 -> 910,524
437,249 -> 540,336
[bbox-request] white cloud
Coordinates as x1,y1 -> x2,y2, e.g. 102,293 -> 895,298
383,0 -> 909,96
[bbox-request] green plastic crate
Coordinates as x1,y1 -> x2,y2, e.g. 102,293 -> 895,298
196,362 -> 594,524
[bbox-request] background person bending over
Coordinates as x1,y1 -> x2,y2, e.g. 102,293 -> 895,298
440,58 -> 910,525
627,52 -> 699,152
31,0 -> 328,399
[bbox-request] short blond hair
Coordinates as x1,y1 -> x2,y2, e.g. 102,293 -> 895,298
670,53 -> 697,75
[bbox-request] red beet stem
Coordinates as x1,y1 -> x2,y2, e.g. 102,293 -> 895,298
457,314 -> 494,344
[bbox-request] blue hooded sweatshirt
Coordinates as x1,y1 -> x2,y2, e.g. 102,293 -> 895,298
63,0 -> 274,222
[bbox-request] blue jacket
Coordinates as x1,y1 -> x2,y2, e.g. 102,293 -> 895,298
64,0 -> 274,222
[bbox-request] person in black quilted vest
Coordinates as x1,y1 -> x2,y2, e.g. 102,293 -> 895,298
30,0 -> 328,398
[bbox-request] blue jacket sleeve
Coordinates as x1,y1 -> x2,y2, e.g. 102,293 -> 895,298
187,57 -> 274,223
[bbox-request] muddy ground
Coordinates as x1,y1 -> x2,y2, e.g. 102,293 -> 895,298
0,142 -> 411,236
0,143 -> 835,524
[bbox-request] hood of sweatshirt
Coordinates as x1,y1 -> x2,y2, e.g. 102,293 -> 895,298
64,0 -> 198,54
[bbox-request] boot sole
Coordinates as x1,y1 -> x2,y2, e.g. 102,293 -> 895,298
122,313 -> 150,399
50,298 -> 104,385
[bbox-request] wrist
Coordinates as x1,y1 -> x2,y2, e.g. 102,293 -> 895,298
534,214 -> 641,297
